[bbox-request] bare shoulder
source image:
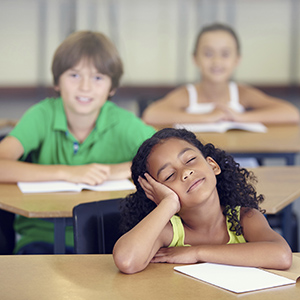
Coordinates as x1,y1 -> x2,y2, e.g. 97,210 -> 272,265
240,207 -> 271,232
159,220 -> 175,247
156,85 -> 190,109
237,84 -> 270,106
240,207 -> 264,220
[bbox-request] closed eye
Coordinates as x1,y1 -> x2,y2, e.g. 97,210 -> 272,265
164,173 -> 174,182
186,157 -> 196,164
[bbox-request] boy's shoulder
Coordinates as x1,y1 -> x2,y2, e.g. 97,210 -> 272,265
27,97 -> 63,114
101,101 -> 139,122
98,101 -> 155,134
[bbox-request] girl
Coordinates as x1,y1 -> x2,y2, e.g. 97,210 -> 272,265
142,23 -> 299,126
113,128 -> 292,274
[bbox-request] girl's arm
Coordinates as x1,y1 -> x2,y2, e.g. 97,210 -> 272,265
113,174 -> 180,274
142,87 -> 227,126
226,85 -> 300,124
0,136 -> 130,184
151,209 -> 292,270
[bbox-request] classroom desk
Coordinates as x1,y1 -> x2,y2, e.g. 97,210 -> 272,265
0,185 -> 133,254
0,254 -> 299,300
175,124 -> 300,165
1,166 -> 300,253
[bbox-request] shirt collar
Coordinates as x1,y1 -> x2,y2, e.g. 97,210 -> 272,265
52,99 -> 118,136
53,97 -> 68,132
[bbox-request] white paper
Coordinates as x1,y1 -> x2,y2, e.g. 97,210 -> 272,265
17,179 -> 135,193
174,122 -> 267,133
174,263 -> 295,293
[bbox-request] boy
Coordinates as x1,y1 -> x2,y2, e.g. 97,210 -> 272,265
0,31 -> 155,254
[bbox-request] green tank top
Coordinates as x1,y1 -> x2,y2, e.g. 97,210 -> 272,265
168,206 -> 246,247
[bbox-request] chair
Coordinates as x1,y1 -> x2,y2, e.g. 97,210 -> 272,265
0,209 -> 15,254
73,198 -> 123,254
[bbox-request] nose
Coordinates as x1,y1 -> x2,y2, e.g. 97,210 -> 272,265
79,77 -> 91,91
182,169 -> 194,181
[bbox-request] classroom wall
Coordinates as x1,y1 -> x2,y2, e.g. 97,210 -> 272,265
0,0 -> 299,89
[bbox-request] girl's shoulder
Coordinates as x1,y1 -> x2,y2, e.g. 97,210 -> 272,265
240,207 -> 262,223
159,219 -> 175,247
162,84 -> 191,108
236,83 -> 269,107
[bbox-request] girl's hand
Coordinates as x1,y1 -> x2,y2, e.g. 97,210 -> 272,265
216,104 -> 242,122
64,163 -> 111,185
138,173 -> 181,213
151,246 -> 199,264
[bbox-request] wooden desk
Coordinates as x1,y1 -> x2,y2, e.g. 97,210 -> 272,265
251,166 -> 300,250
1,166 -> 300,253
0,185 -> 133,254
187,124 -> 300,165
250,166 -> 300,214
0,254 -> 299,300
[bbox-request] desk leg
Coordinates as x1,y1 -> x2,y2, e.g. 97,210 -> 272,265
281,204 -> 296,251
54,218 -> 66,254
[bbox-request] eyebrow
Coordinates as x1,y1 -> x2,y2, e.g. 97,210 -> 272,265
156,147 -> 195,178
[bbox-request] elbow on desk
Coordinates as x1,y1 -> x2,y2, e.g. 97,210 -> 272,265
276,249 -> 293,270
113,257 -> 145,275
113,249 -> 146,275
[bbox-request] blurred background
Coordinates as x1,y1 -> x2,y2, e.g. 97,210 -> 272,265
0,0 -> 299,120
0,0 -> 300,248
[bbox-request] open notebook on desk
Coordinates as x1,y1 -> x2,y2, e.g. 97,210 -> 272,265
17,179 -> 135,193
174,254 -> 300,294
174,121 -> 267,133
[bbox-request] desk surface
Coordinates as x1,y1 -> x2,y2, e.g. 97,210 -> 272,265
0,254 -> 299,300
158,124 -> 300,154
0,166 -> 300,218
250,166 -> 300,214
0,185 -> 132,218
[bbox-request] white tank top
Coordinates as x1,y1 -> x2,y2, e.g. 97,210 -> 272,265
185,82 -> 245,114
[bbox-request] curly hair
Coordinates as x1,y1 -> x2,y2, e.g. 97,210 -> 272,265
120,128 -> 264,237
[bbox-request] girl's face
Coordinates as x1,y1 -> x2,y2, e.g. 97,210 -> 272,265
147,138 -> 221,208
194,30 -> 240,83
55,58 -> 114,119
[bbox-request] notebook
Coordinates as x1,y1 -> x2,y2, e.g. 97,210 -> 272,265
174,121 -> 267,133
17,179 -> 135,193
174,257 -> 300,294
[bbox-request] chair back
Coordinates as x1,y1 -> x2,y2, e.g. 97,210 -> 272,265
73,198 -> 123,254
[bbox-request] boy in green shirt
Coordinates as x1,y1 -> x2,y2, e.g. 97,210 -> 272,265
0,31 -> 155,254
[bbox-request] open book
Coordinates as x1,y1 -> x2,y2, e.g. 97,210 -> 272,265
174,121 -> 267,133
174,254 -> 300,293
17,179 -> 135,193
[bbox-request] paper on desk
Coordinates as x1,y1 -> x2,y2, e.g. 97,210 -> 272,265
17,179 -> 135,193
174,121 -> 267,133
174,262 -> 295,294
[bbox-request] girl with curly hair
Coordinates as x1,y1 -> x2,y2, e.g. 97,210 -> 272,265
113,128 -> 292,274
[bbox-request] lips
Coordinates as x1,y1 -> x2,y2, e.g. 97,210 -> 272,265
187,178 -> 204,193
76,96 -> 92,103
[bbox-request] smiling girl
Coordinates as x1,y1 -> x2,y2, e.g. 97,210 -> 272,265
142,23 -> 299,125
113,128 -> 292,274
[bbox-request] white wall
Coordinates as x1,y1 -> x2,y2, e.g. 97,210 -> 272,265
0,0 -> 299,87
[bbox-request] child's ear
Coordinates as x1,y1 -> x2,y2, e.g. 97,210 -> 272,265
109,88 -> 116,98
206,157 -> 221,175
54,85 -> 60,93
235,54 -> 241,68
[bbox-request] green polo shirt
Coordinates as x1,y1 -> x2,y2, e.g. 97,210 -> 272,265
9,97 -> 155,253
